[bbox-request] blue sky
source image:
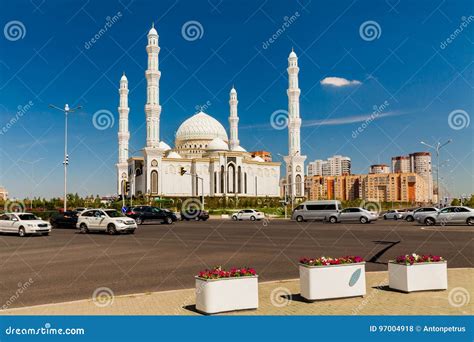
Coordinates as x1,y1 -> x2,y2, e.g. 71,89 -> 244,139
0,0 -> 472,198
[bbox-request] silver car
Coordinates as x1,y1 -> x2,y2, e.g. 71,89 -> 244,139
418,206 -> 474,226
404,207 -> 439,222
383,210 -> 403,220
292,200 -> 342,222
328,207 -> 379,224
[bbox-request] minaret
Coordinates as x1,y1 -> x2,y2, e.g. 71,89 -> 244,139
116,73 -> 130,195
228,86 -> 239,150
145,23 -> 161,148
284,49 -> 306,198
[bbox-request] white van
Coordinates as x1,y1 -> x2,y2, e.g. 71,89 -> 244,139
291,200 -> 342,222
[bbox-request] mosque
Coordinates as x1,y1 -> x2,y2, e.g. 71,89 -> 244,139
116,24 -> 305,199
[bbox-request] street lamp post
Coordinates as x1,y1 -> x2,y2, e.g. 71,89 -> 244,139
420,139 -> 451,207
49,104 -> 82,212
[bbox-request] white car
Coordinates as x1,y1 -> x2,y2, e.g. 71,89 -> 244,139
408,207 -> 439,222
0,212 -> 51,237
232,209 -> 265,221
329,207 -> 379,224
383,210 -> 403,220
418,206 -> 474,226
77,209 -> 137,234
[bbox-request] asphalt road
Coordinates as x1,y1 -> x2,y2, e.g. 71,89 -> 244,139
0,219 -> 472,309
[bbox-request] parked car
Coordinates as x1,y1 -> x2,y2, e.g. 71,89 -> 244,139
180,208 -> 209,221
125,206 -> 177,225
50,211 -> 79,228
232,209 -> 265,221
329,207 -> 378,224
418,206 -> 474,226
383,210 -> 403,220
404,207 -> 439,222
291,200 -> 342,222
0,213 -> 51,237
77,209 -> 137,234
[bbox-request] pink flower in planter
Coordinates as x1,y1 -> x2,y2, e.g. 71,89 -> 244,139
299,256 -> 364,266
197,266 -> 257,279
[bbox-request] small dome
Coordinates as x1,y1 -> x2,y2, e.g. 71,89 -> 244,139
207,138 -> 229,151
166,151 -> 182,159
148,23 -> 158,36
120,73 -> 127,81
176,112 -> 228,143
252,156 -> 265,162
230,86 -> 237,94
289,49 -> 297,58
158,141 -> 171,151
231,145 -> 247,152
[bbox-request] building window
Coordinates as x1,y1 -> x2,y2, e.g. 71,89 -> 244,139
238,166 -> 242,193
295,174 -> 302,197
214,172 -> 217,193
220,165 -> 225,193
151,170 -> 158,194
228,164 -> 235,193
244,173 -> 247,194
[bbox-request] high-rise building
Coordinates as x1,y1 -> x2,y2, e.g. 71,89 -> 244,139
0,186 -> 8,200
307,155 -> 351,176
409,152 -> 433,201
305,173 -> 429,203
392,156 -> 411,173
391,152 -> 433,201
370,164 -> 390,174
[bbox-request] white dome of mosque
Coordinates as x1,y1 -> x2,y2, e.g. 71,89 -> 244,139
158,141 -> 171,151
120,73 -> 127,81
148,24 -> 158,36
231,145 -> 247,152
175,112 -> 228,143
166,151 -> 182,159
289,49 -> 297,58
207,137 -> 229,151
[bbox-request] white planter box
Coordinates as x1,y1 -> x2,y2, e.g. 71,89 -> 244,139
299,262 -> 366,301
388,261 -> 447,292
195,276 -> 258,314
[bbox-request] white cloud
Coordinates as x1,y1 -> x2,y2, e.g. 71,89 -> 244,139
302,111 -> 407,127
320,77 -> 362,87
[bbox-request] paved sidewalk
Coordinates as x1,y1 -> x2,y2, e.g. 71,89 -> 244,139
1,269 -> 472,316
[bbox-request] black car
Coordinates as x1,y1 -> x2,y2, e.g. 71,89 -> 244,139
180,209 -> 209,221
50,211 -> 79,228
126,206 -> 177,225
